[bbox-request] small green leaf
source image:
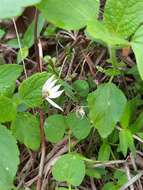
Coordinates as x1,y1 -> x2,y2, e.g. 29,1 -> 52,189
86,168 -> 101,179
0,29 -> 5,38
0,125 -> 19,190
103,182 -> 117,190
114,170 -> 127,187
11,112 -> 40,150
119,129 -> 135,157
130,112 -> 143,133
88,83 -> 127,138
52,153 -> 85,186
23,14 -> 44,48
0,64 -> 22,97
17,47 -> 29,64
73,80 -> 89,98
44,114 -> 66,143
19,72 -> 50,108
37,0 -> 99,30
0,0 -> 41,19
0,96 -> 17,122
98,142 -> 111,161
66,113 -> 91,140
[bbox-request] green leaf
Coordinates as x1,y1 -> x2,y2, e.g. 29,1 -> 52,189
0,29 -> 5,38
0,0 -> 41,19
130,112 -> 143,133
0,64 -> 22,97
0,96 -> 17,122
86,168 -> 101,179
44,114 -> 66,143
120,99 -> 137,129
19,72 -> 50,108
23,14 -> 44,48
88,83 -> 127,138
104,0 -> 143,38
52,153 -> 85,186
119,129 -> 135,157
98,142 -> 111,161
11,112 -> 40,150
87,19 -> 129,46
103,182 -> 117,190
114,170 -> 127,187
131,25 -> 143,80
37,0 -> 99,30
66,113 -> 91,140
73,80 -> 89,98
17,47 -> 29,64
0,125 -> 19,190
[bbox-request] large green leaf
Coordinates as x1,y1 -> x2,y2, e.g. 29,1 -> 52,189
0,0 -> 41,19
37,0 -> 99,30
52,154 -> 85,186
19,72 -> 50,108
44,114 -> 66,143
11,112 -> 40,150
0,125 -> 19,190
86,19 -> 129,46
104,0 -> 143,38
0,96 -> 17,122
88,83 -> 127,138
0,64 -> 22,97
131,25 -> 143,80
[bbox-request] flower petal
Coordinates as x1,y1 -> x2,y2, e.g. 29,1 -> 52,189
46,97 -> 63,111
48,79 -> 58,89
48,90 -> 64,99
42,75 -> 55,92
51,84 -> 61,93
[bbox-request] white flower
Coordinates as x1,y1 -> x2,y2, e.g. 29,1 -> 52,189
42,75 -> 64,111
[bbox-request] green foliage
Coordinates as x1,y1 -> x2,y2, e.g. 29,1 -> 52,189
119,129 -> 135,156
0,96 -> 17,122
73,80 -> 89,98
52,154 -> 85,186
19,72 -> 50,108
44,114 -> 66,143
37,0 -> 99,30
0,125 -> 19,190
0,64 -> 22,97
0,0 -> 41,19
11,112 -> 40,150
88,83 -> 127,138
66,113 -> 91,140
98,142 -> 111,161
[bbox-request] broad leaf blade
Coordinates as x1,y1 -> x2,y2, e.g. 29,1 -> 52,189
44,114 -> 66,143
0,0 -> 41,19
52,154 -> 85,186
88,83 -> 127,138
104,0 -> 143,38
19,72 -> 50,108
11,112 -> 40,150
86,19 -> 129,46
37,0 -> 99,30
0,125 -> 19,190
98,142 -> 111,161
0,64 -> 22,97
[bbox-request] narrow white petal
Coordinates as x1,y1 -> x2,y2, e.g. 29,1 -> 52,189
51,84 -> 61,93
42,75 -> 55,91
48,79 -> 58,89
49,90 -> 64,99
46,97 -> 63,111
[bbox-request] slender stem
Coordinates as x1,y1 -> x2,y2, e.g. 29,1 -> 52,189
12,18 -> 27,78
68,183 -> 72,190
68,130 -> 71,153
34,9 -> 45,190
